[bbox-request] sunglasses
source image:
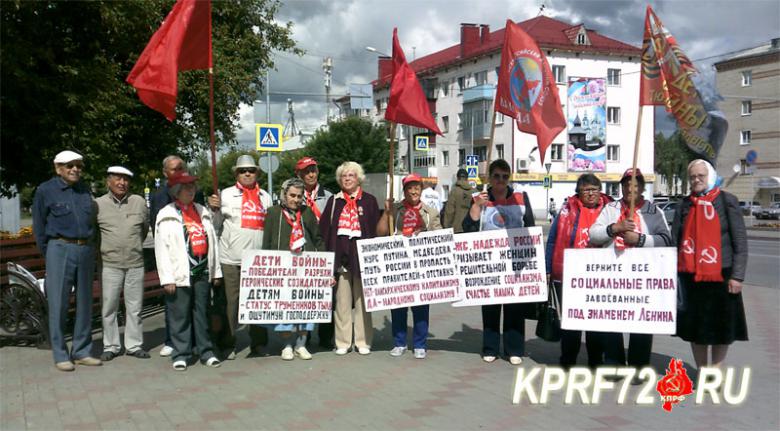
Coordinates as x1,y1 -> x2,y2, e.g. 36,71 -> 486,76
238,168 -> 257,174
491,173 -> 510,181
63,163 -> 83,170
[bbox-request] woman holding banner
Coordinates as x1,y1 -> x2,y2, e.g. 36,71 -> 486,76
262,178 -> 325,361
319,162 -> 380,356
672,159 -> 748,369
545,174 -> 612,369
463,159 -> 536,365
376,173 -> 443,359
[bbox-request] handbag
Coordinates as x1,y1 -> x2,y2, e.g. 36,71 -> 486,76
535,282 -> 562,342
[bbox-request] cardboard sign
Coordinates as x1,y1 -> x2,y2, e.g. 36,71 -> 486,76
561,247 -> 678,334
238,250 -> 334,324
356,229 -> 460,312
451,227 -> 547,307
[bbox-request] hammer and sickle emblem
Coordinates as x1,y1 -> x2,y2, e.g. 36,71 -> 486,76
577,228 -> 590,247
682,238 -> 695,255
243,200 -> 258,212
699,246 -> 718,264
700,201 -> 716,220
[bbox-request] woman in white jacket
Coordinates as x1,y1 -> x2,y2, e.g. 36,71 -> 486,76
155,172 -> 223,371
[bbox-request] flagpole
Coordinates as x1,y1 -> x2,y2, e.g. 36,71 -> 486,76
387,122 -> 397,235
207,1 -> 218,198
484,109 -> 498,191
628,105 -> 644,214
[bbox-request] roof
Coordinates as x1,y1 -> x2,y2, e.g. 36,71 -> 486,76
714,38 -> 780,70
374,15 -> 641,88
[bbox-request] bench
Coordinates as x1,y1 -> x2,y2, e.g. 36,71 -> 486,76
0,236 -> 165,349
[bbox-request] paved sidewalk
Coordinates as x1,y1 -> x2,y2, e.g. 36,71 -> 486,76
1,283 -> 778,430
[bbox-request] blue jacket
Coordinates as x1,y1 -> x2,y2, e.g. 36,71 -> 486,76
32,177 -> 95,254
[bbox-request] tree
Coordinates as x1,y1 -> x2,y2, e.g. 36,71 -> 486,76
654,131 -> 697,196
0,0 -> 299,196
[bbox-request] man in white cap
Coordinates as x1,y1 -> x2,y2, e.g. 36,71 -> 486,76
213,154 -> 272,359
32,150 -> 101,371
95,166 -> 150,361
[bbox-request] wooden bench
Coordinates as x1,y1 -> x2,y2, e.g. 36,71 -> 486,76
0,236 -> 165,349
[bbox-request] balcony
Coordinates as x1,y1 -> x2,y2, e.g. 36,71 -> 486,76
462,84 -> 494,104
412,154 -> 437,178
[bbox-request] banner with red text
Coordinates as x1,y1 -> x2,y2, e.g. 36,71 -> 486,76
561,247 -> 677,334
238,250 -> 334,324
451,227 -> 547,307
357,229 -> 460,312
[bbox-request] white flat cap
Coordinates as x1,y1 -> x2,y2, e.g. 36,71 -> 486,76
107,166 -> 134,177
53,150 -> 83,164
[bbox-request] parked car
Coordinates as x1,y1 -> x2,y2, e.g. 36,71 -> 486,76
657,201 -> 679,227
755,203 -> 780,220
739,201 -> 762,216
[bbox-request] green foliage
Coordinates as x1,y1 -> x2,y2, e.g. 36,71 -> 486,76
0,0 -> 300,196
654,131 -> 697,195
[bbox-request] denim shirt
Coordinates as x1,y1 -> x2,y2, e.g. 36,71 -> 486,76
32,177 -> 95,255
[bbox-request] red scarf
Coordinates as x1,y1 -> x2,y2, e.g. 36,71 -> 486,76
283,209 -> 305,252
401,200 -> 424,237
177,201 -> 208,257
614,198 -> 644,250
337,188 -> 362,238
550,194 -> 612,281
236,182 -> 265,230
304,185 -> 322,220
678,187 -> 723,282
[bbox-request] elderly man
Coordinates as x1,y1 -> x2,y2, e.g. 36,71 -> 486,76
32,150 -> 101,371
589,168 -> 672,383
95,166 -> 150,361
295,156 -> 334,349
442,168 -> 476,233
215,155 -> 272,359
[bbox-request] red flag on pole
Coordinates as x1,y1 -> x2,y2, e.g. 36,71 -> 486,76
126,0 -> 211,121
494,19 -> 565,165
385,28 -> 442,135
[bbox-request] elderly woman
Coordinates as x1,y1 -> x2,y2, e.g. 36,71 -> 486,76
262,178 -> 325,360
545,174 -> 612,369
462,159 -> 536,365
154,172 -> 222,371
319,161 -> 380,355
673,159 -> 748,369
377,173 -> 443,359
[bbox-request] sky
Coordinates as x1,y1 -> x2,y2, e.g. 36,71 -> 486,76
232,0 -> 780,147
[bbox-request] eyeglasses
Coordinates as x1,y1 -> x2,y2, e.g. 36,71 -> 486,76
491,173 -> 510,181
64,163 -> 83,170
689,174 -> 707,181
237,168 -> 257,174
580,188 -> 600,195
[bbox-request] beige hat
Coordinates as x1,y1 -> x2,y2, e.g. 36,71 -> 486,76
53,150 -> 83,164
107,166 -> 133,177
232,155 -> 258,172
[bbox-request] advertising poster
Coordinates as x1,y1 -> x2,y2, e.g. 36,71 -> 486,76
567,77 -> 607,172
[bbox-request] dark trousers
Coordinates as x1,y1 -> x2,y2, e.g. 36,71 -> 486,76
221,264 -> 267,349
391,305 -> 430,349
481,303 -> 525,357
603,332 -> 653,367
44,240 -> 95,363
166,276 -> 215,363
560,330 -> 606,368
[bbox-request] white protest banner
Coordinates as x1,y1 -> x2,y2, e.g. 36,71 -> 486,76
238,250 -> 334,324
561,247 -> 677,334
356,228 -> 459,312
451,227 -> 547,307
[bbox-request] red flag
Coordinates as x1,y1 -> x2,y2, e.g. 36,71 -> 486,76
494,19 -> 565,165
126,0 -> 211,121
385,29 -> 442,135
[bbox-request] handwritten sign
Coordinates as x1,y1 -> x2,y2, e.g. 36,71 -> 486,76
357,229 -> 460,312
561,247 -> 677,334
238,250 -> 334,324
451,227 -> 547,307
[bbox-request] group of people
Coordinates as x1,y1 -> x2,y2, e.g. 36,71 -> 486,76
33,150 -> 747,376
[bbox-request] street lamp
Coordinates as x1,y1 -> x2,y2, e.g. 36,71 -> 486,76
365,46 -> 390,57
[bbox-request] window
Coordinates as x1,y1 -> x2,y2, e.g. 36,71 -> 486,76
606,183 -> 620,197
497,144 -> 504,160
607,69 -> 621,86
496,112 -> 505,125
457,113 -> 463,130
457,76 -> 465,92
551,144 -> 564,161
443,185 -> 450,201
375,99 -> 381,114
607,107 -> 621,124
442,151 -> 450,166
740,130 -> 752,145
552,65 -> 566,84
577,33 -> 586,45
741,70 -> 752,87
741,100 -> 752,116
458,149 -> 466,166
740,159 -> 749,175
442,116 -> 449,133
441,81 -> 449,97
475,71 -> 488,85
607,145 -> 620,161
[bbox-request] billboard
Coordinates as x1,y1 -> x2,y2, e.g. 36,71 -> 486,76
567,77 -> 606,172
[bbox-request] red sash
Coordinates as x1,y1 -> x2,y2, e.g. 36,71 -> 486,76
177,202 -> 208,257
236,182 -> 265,230
550,194 -> 611,280
614,199 -> 644,250
678,187 -> 723,282
401,200 -> 424,236
337,188 -> 362,238
283,209 -> 305,252
304,185 -> 322,220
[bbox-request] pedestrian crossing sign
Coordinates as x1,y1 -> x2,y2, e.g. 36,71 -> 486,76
467,166 -> 478,178
415,136 -> 429,151
256,124 -> 284,152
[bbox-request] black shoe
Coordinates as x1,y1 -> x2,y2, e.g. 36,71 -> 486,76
604,374 -> 625,382
127,349 -> 151,359
100,351 -> 118,361
630,376 -> 645,386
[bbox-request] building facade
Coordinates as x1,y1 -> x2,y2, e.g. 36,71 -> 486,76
371,16 -> 655,217
714,38 -> 780,206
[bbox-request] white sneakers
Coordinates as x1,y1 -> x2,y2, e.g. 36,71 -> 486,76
159,345 -> 174,357
281,346 -> 294,361
482,355 -> 497,363
294,346 -> 312,360
413,349 -> 427,359
172,360 -> 187,371
357,347 -> 371,355
334,348 -> 349,355
509,356 -> 523,365
390,346 -> 407,357
205,357 -> 221,368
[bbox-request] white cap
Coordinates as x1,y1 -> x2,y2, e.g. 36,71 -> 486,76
107,166 -> 134,177
53,150 -> 83,164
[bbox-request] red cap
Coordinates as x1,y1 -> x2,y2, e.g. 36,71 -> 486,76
295,157 -> 318,171
168,171 -> 198,186
402,173 -> 423,186
621,168 -> 644,182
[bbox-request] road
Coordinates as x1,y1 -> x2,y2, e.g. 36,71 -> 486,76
745,238 -> 780,287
